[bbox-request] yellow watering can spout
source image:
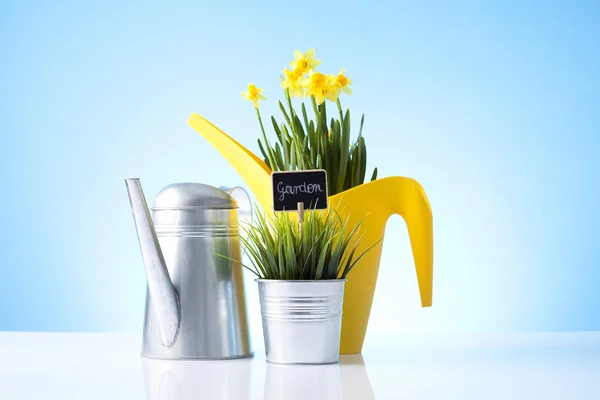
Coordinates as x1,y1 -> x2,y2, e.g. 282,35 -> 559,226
188,112 -> 434,353
187,113 -> 273,210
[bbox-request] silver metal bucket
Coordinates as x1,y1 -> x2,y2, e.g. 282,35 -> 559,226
257,279 -> 346,364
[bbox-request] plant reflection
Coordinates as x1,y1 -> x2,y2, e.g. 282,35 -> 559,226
264,354 -> 374,399
141,352 -> 374,399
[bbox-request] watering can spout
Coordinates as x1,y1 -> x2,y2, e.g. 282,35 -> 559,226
125,178 -> 180,347
188,113 -> 274,210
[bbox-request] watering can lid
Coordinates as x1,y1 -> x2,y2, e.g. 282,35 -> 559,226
152,182 -> 238,210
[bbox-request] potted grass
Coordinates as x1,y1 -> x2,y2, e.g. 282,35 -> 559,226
235,206 -> 379,365
189,48 -> 434,354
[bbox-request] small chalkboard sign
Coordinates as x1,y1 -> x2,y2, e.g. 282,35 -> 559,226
271,169 -> 328,212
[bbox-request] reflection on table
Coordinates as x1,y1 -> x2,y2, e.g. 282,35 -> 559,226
265,354 -> 374,400
142,357 -> 253,400
142,354 -> 373,400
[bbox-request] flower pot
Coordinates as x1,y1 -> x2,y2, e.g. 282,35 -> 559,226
189,113 -> 434,354
258,279 -> 346,364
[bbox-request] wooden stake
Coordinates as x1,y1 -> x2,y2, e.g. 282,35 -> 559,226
297,202 -> 304,237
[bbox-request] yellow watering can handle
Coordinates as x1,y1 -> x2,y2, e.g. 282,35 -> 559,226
362,176 -> 434,307
390,177 -> 433,307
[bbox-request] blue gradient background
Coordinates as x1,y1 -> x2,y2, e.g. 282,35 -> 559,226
1,0 -> 599,337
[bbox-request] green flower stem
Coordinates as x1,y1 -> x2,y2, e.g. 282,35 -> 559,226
284,89 -> 296,135
311,96 -> 319,119
336,98 -> 344,125
310,96 -> 321,159
279,90 -> 294,136
285,89 -> 304,169
256,107 -> 278,169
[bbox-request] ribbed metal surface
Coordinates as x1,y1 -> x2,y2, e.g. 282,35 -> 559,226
257,280 -> 346,364
260,295 -> 344,321
152,208 -> 240,237
154,224 -> 239,238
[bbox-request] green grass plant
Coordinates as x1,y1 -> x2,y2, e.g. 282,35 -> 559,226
233,206 -> 380,280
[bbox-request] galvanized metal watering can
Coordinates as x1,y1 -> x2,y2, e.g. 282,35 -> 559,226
125,178 -> 253,360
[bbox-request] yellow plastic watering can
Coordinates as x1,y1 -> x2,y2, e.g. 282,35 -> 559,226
188,113 -> 433,354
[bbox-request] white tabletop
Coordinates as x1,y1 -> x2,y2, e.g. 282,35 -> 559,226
0,332 -> 598,399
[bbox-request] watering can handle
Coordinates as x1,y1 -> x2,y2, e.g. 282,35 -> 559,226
219,186 -> 253,229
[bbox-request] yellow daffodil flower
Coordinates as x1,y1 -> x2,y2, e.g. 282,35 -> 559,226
324,74 -> 340,102
302,70 -> 335,105
290,48 -> 321,75
334,68 -> 352,95
241,84 -> 266,109
281,67 -> 305,99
